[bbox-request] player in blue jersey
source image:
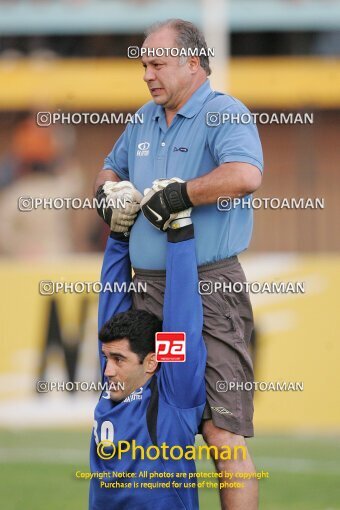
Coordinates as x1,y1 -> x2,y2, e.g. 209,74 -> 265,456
89,192 -> 207,510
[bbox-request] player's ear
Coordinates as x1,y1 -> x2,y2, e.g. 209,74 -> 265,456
144,352 -> 158,374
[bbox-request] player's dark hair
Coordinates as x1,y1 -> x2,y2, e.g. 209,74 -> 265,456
99,310 -> 162,363
144,18 -> 212,76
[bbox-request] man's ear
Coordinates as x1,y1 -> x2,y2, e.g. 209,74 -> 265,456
143,352 -> 158,374
188,56 -> 200,73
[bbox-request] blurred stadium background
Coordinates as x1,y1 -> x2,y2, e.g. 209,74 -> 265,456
0,1 -> 340,509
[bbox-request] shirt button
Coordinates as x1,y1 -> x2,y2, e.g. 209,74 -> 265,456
161,142 -> 165,147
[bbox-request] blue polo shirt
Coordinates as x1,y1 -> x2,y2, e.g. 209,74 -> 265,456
104,80 -> 263,270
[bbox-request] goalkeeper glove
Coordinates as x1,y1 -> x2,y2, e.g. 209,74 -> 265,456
141,178 -> 193,231
96,181 -> 143,233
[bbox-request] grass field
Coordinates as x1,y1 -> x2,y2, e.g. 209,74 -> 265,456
0,429 -> 339,510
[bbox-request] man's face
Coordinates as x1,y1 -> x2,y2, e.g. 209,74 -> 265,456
102,339 -> 155,402
142,27 -> 196,110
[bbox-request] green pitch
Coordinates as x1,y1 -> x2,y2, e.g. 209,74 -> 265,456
0,429 -> 339,510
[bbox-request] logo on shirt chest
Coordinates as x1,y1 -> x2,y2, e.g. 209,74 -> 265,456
123,387 -> 143,403
173,146 -> 188,153
137,142 -> 150,157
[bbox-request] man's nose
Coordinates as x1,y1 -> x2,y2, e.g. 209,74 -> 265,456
104,360 -> 117,378
143,66 -> 156,82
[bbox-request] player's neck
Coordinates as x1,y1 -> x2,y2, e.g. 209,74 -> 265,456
165,77 -> 207,126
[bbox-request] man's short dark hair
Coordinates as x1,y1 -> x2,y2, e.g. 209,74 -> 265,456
144,18 -> 212,76
99,309 -> 162,363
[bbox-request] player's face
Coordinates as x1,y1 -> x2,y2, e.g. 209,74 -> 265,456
102,339 -> 156,402
142,28 -> 197,111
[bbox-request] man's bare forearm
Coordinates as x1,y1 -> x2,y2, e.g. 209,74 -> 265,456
186,162 -> 262,206
93,169 -> 121,196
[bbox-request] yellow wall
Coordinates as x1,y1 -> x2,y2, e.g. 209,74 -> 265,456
1,57 -> 340,109
248,255 -> 340,432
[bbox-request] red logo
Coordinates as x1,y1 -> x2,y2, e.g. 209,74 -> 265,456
155,332 -> 186,362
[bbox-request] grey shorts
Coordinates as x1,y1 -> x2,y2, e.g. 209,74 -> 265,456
132,257 -> 255,437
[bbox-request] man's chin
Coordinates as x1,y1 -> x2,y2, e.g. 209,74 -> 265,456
151,94 -> 167,105
109,391 -> 125,402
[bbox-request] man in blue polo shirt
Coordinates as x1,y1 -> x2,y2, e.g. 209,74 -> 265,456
94,18 -> 263,510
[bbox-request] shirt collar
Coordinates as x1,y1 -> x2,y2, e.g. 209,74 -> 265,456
152,79 -> 213,121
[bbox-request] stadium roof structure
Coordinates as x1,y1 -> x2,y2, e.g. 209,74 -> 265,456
1,0 -> 340,35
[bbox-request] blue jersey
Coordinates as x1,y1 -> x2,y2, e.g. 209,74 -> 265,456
89,227 -> 207,510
